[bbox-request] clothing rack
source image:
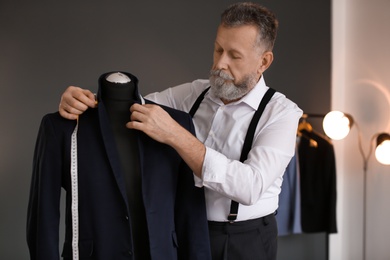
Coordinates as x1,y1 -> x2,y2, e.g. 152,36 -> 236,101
299,113 -> 331,260
301,113 -> 326,119
298,114 -> 326,146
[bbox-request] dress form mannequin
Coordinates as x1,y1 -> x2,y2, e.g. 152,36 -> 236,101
100,72 -> 150,260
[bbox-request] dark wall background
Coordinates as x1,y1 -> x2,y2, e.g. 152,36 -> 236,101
0,0 -> 330,259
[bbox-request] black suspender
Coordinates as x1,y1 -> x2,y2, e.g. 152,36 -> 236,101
240,88 -> 276,162
189,86 -> 276,222
189,87 -> 211,117
229,87 -> 276,222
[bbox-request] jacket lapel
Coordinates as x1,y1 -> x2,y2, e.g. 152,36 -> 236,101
97,101 -> 130,206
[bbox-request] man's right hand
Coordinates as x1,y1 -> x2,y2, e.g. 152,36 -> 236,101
59,86 -> 97,120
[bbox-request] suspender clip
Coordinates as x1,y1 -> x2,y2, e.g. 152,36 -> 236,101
227,213 -> 237,223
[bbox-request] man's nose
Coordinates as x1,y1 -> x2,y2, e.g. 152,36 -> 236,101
214,54 -> 229,70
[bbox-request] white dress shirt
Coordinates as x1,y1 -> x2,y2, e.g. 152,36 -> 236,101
146,76 -> 303,221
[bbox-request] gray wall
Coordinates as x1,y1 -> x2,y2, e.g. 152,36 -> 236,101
0,0 -> 330,259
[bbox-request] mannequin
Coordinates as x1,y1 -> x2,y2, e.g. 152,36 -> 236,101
100,72 -> 150,260
28,71 -> 211,259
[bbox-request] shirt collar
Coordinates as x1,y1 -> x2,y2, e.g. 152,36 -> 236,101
240,75 -> 269,110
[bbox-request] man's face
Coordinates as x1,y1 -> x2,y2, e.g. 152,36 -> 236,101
210,24 -> 265,103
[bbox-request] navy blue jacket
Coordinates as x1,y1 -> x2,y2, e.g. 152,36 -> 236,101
27,90 -> 211,259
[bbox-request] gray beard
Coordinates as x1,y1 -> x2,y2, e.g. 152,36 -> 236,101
209,70 -> 257,101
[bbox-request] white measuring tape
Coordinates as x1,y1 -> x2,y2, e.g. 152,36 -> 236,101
70,119 -> 79,260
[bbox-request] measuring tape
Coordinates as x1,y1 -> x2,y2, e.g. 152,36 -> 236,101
70,118 -> 79,260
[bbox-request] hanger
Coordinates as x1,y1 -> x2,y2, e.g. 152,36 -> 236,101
298,120 -> 313,133
298,114 -> 313,133
297,114 -> 317,147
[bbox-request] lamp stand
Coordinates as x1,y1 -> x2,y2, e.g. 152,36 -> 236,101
356,124 -> 376,260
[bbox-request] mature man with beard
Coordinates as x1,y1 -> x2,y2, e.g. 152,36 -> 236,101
58,2 -> 302,259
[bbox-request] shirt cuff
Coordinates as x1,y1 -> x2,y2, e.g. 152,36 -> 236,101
202,147 -> 227,184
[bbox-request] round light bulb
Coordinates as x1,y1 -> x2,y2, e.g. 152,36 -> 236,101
323,111 -> 352,140
375,134 -> 390,165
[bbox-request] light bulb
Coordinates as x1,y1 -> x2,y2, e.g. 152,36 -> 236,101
323,111 -> 353,140
375,133 -> 390,165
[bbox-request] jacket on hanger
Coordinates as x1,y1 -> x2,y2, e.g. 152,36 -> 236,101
298,129 -> 337,234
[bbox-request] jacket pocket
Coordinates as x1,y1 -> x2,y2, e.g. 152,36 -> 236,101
61,239 -> 94,259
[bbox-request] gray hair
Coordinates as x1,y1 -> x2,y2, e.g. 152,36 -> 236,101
220,2 -> 279,52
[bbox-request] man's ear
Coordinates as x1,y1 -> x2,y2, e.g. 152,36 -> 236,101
258,51 -> 274,74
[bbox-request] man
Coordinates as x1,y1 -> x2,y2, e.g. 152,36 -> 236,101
59,2 -> 303,259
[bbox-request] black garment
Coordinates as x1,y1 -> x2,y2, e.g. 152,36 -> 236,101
27,72 -> 212,260
208,214 -> 278,260
298,129 -> 337,233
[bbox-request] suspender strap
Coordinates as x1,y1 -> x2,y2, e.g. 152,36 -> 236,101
189,87 -> 210,117
228,87 -> 276,222
188,86 -> 276,223
240,87 -> 276,162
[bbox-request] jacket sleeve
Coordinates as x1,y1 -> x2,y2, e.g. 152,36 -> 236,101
174,114 -> 211,260
26,114 -> 70,260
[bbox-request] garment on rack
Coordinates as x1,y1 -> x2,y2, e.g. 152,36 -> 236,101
27,77 -> 211,260
298,129 -> 337,234
276,151 -> 302,236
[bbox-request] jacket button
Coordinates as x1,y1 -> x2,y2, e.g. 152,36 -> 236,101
125,215 -> 129,220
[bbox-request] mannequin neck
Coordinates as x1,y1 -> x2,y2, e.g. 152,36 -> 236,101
101,77 -> 136,99
100,78 -> 138,125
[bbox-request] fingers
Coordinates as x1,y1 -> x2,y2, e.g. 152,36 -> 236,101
59,86 -> 96,120
127,103 -> 173,134
126,104 -> 166,142
59,109 -> 79,120
81,89 -> 98,107
69,87 -> 96,108
128,103 -> 149,125
129,103 -> 148,113
129,103 -> 161,121
125,119 -> 141,130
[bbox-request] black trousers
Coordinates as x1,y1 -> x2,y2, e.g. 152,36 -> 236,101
208,213 -> 278,260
